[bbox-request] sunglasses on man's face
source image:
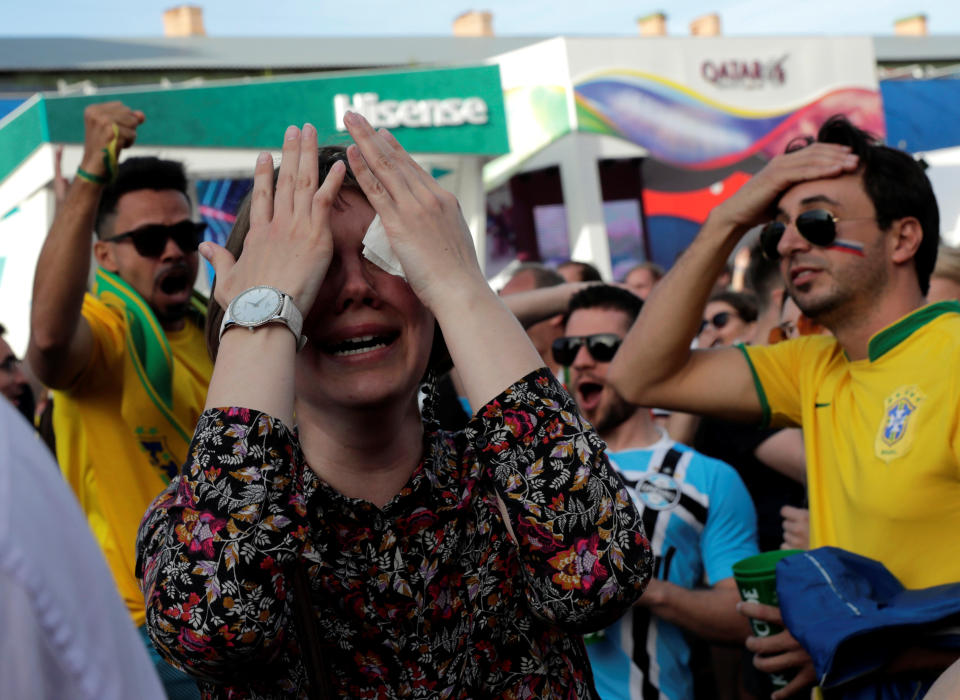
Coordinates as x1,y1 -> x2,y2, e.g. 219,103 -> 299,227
552,333 -> 622,366
107,220 -> 207,258
699,311 -> 733,335
760,209 -> 874,262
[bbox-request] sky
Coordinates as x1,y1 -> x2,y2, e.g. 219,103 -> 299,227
3,0 -> 960,38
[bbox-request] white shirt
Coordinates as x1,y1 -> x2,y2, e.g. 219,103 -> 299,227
0,401 -> 164,700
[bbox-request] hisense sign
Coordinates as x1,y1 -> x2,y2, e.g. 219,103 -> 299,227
334,92 -> 490,130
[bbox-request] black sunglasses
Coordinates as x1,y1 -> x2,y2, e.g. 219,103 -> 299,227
552,333 -> 622,366
699,311 -> 732,335
107,221 -> 207,258
760,209 -> 873,261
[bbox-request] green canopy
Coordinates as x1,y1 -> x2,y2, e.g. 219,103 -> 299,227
0,64 -> 509,187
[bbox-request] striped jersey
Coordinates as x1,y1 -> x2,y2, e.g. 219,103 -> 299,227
588,432 -> 758,700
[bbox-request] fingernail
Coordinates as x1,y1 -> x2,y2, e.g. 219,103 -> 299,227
285,125 -> 299,140
343,111 -> 357,125
198,242 -> 211,259
257,151 -> 271,164
302,122 -> 316,136
736,602 -> 742,612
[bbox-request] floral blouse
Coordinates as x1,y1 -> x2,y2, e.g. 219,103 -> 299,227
136,369 -> 652,699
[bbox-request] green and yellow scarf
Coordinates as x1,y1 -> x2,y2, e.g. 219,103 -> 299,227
92,267 -> 207,484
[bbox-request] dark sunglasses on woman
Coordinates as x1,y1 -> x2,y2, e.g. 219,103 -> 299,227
107,220 -> 207,258
760,209 -> 873,261
552,333 -> 622,366
699,311 -> 732,335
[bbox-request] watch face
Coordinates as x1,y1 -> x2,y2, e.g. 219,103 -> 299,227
231,286 -> 283,325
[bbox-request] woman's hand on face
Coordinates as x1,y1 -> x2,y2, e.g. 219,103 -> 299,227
341,111 -> 486,313
200,124 -> 346,314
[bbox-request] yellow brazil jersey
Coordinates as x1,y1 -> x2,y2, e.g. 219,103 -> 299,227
53,293 -> 213,626
741,301 -> 960,590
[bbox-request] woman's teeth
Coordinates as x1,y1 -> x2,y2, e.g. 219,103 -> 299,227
329,335 -> 391,357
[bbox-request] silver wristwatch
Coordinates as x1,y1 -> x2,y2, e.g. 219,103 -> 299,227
219,285 -> 307,351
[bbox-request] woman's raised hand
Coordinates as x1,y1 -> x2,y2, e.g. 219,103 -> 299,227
341,111 -> 486,313
200,124 -> 346,315
342,111 -> 544,408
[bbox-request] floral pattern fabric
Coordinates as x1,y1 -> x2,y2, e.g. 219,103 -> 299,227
137,369 -> 653,698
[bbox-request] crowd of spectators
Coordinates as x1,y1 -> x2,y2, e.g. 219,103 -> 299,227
3,100 -> 960,700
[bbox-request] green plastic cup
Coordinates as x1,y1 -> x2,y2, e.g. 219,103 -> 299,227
733,550 -> 803,689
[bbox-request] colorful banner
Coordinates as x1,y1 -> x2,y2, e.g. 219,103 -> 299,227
575,75 -> 883,170
573,38 -> 883,267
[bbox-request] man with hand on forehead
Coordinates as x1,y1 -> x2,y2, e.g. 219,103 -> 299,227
607,116 -> 960,697
28,101 -> 211,698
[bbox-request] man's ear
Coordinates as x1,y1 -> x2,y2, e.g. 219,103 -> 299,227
93,239 -> 120,273
890,217 -> 923,266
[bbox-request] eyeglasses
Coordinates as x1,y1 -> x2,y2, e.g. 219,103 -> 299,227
552,333 -> 622,366
107,221 -> 207,258
760,209 -> 874,261
699,311 -> 732,335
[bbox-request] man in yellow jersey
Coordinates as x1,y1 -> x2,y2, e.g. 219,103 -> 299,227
28,102 -> 212,699
606,116 -> 959,698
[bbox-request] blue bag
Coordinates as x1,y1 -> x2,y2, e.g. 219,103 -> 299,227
776,547 -> 960,699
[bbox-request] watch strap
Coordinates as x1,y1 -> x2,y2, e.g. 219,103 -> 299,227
280,294 -> 308,351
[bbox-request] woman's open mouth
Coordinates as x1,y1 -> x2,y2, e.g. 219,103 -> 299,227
323,332 -> 399,358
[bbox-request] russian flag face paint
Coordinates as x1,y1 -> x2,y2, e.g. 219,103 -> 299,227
761,209 -> 876,261
827,239 -> 866,257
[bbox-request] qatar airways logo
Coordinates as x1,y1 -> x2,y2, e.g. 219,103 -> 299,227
700,55 -> 788,89
334,92 -> 490,130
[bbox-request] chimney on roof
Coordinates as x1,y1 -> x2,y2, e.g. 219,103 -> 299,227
690,12 -> 721,36
453,10 -> 494,37
637,12 -> 667,36
164,5 -> 206,37
894,14 -> 928,36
